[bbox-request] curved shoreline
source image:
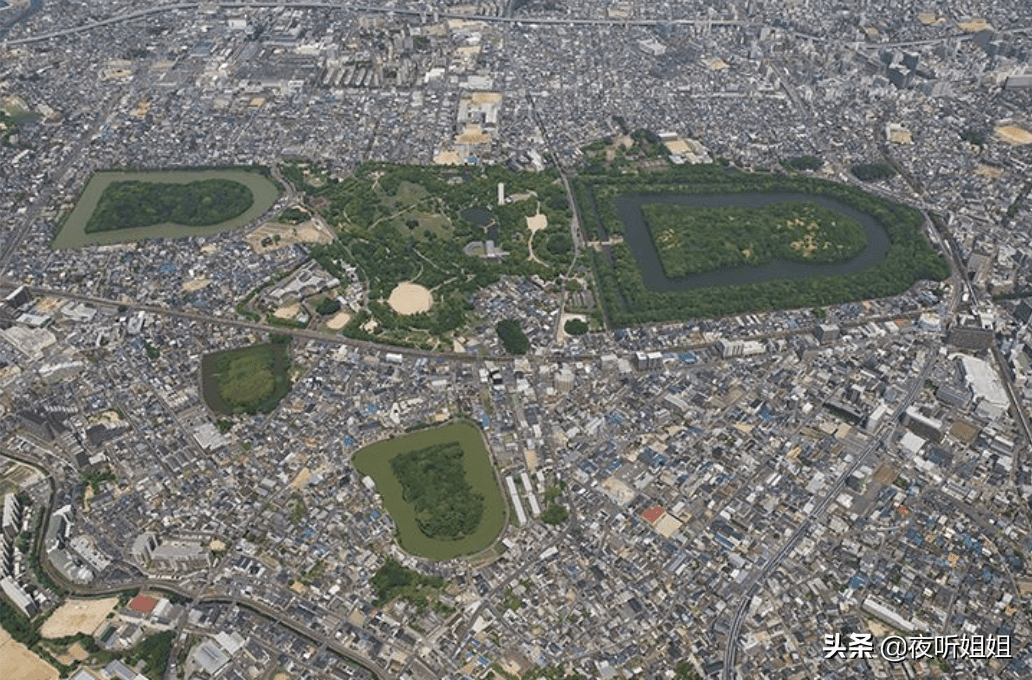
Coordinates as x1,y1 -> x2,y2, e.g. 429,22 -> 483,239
53,169 -> 281,248
614,192 -> 892,292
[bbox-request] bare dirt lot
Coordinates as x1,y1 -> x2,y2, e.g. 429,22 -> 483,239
0,629 -> 59,680
325,310 -> 352,330
273,303 -> 301,320
387,282 -> 432,315
246,219 -> 334,253
996,124 -> 1032,146
40,597 -> 119,638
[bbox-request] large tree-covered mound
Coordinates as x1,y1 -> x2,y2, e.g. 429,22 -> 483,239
641,200 -> 867,277
85,178 -> 254,233
390,442 -> 485,540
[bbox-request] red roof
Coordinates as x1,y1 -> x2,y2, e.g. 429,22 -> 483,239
642,506 -> 666,523
128,595 -> 158,613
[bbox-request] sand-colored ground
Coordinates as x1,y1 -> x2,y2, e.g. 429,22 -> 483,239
53,642 -> 90,665
34,297 -> 65,314
246,219 -> 334,253
917,12 -> 944,26
0,629 -> 59,680
273,303 -> 300,320
975,164 -> 1005,179
325,310 -> 352,330
526,212 -> 547,233
957,18 -> 992,32
664,139 -> 690,154
290,467 -> 313,490
995,124 -> 1032,146
526,211 -> 549,264
91,410 -> 124,426
40,597 -> 119,638
387,282 -> 433,315
182,277 -> 210,292
524,448 -> 539,472
434,150 -> 462,165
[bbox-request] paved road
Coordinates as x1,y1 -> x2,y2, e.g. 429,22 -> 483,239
7,281 -> 503,363
721,346 -> 938,679
0,1 -> 747,46
4,1 -> 1028,49
2,447 -> 391,680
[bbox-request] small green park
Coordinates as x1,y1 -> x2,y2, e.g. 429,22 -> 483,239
200,340 -> 292,415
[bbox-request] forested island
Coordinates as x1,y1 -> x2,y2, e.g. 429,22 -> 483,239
85,178 -> 254,233
573,163 -> 950,325
391,442 -> 486,541
641,200 -> 867,277
350,422 -> 506,560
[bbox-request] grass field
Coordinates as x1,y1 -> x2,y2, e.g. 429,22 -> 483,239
53,168 -> 280,248
351,422 -> 506,560
39,597 -> 118,638
200,341 -> 291,415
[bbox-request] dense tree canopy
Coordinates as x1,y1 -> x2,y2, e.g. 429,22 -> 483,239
496,318 -> 530,354
564,318 -> 589,335
85,179 -> 254,232
850,163 -> 897,181
391,442 -> 485,540
370,557 -> 445,610
573,164 -> 949,325
641,200 -> 866,277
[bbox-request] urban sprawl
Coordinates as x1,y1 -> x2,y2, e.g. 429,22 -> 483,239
1,2 -> 1032,680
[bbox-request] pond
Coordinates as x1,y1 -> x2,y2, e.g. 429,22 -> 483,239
53,169 -> 281,248
350,422 -> 507,560
460,206 -> 493,227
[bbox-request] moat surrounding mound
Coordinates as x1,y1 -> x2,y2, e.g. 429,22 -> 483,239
573,164 -> 949,325
201,341 -> 292,416
351,422 -> 506,560
54,168 -> 280,247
